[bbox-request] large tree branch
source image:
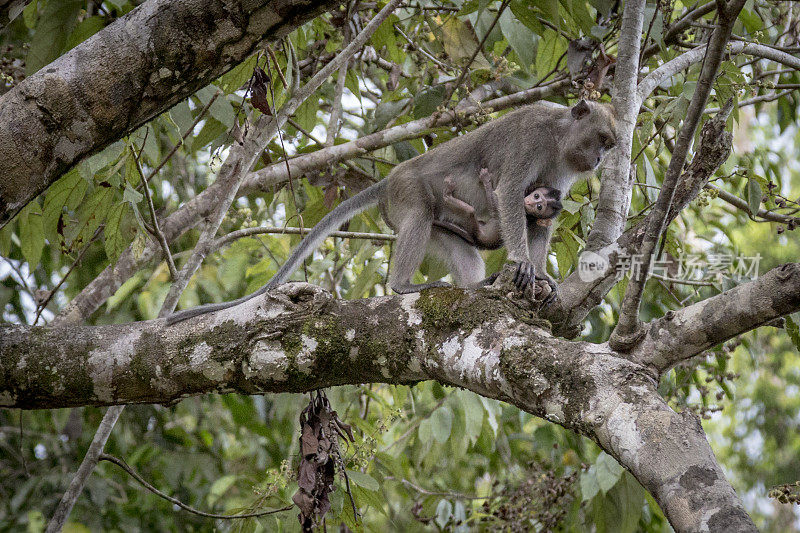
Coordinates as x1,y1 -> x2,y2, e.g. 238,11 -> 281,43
0,0 -> 341,227
0,281 -> 756,531
633,263 -> 800,372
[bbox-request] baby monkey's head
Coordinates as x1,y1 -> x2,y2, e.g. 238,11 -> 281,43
524,186 -> 563,227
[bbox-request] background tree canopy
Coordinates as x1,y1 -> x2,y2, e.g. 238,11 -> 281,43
0,0 -> 799,531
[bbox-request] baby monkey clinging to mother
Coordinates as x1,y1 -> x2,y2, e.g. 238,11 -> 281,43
433,168 -> 563,250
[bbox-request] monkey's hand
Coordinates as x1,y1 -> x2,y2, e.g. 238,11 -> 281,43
534,274 -> 558,304
512,260 -> 536,292
444,177 -> 456,195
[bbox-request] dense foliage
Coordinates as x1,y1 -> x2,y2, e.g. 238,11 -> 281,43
1,0 -> 799,530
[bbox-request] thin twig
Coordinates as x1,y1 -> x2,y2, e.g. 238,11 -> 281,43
287,117 -> 378,182
393,478 -> 490,500
46,406 -> 124,533
200,226 -> 395,259
651,273 -> 714,286
706,184 -> 800,225
444,0 -> 510,104
704,89 -> 794,113
266,45 -> 289,89
394,25 -> 453,72
34,227 -> 102,325
99,453 -> 293,519
132,144 -> 178,280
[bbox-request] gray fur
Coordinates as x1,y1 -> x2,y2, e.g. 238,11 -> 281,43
167,100 -> 616,323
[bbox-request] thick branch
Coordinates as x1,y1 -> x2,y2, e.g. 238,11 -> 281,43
633,263 -> 800,371
0,281 -> 756,531
0,0 -> 341,227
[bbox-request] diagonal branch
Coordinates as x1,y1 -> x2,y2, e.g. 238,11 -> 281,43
610,0 -> 747,350
633,263 -> 800,372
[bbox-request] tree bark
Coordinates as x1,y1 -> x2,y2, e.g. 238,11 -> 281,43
0,0 -> 340,227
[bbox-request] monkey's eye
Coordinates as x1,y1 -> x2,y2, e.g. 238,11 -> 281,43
537,205 -> 543,211
533,193 -> 541,199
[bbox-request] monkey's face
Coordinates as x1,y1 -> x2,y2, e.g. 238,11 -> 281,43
524,187 -> 562,220
565,101 -> 617,172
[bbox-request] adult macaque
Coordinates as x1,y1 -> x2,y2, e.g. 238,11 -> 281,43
167,100 -> 616,325
432,169 -> 563,249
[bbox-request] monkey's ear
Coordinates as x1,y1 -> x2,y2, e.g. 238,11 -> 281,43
571,100 -> 591,120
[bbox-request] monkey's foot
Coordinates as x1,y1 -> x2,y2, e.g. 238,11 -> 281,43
391,281 -> 451,294
534,275 -> 558,305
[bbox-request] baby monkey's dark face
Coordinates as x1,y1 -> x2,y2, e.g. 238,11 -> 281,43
524,187 -> 563,226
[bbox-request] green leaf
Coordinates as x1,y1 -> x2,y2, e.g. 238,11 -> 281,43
499,9 -> 536,70
42,169 -> 87,240
0,223 -> 12,256
412,85 -> 446,120
294,97 -> 318,132
580,467 -> 600,501
460,391 -> 484,445
392,141 -> 419,162
435,499 -> 453,529
418,417 -> 432,444
26,0 -> 82,74
371,15 -> 402,63
595,452 -> 624,494
535,29 -> 565,79
785,316 -> 800,352
104,202 -> 130,263
80,141 -> 126,180
346,470 -> 379,492
22,0 -> 39,28
479,397 -> 500,435
19,201 -> 44,269
746,178 -> 762,216
348,256 -> 383,299
218,55 -> 257,94
193,117 -> 227,149
208,474 -> 238,504
431,405 -> 453,443
351,485 -> 387,516
65,16 -> 105,50
66,186 -> 114,250
441,17 -> 491,69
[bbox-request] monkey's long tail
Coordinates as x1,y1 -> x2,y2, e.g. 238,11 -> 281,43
166,180 -> 387,325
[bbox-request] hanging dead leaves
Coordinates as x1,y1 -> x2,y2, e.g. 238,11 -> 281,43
292,391 -> 356,531
250,66 -> 272,116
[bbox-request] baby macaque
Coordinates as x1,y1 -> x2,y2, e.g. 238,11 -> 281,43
433,169 -> 563,249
